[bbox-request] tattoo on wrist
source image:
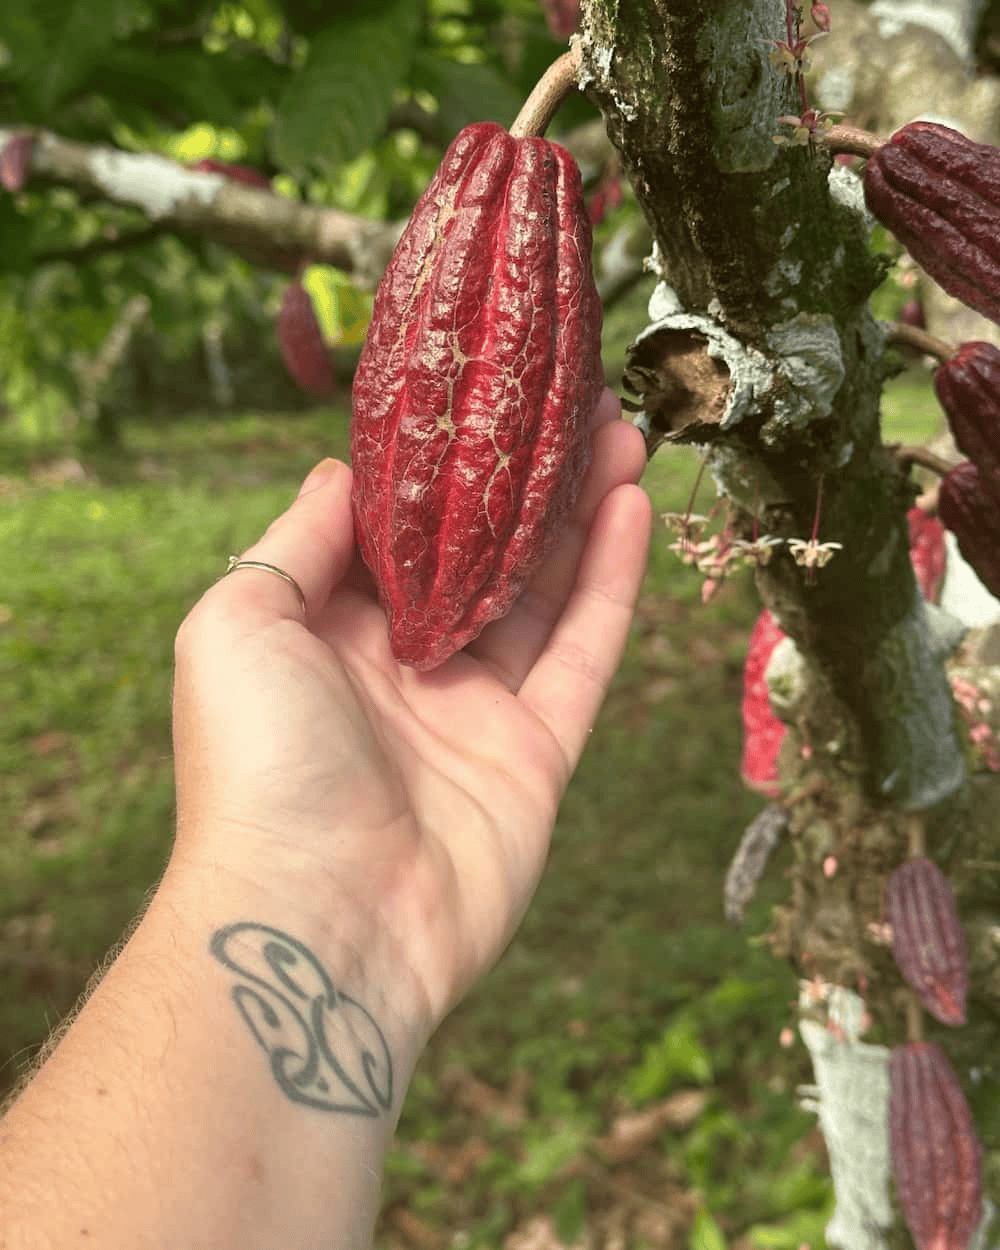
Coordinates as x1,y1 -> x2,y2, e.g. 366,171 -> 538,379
209,922 -> 393,1116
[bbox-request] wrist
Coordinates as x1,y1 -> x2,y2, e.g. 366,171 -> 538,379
158,843 -> 436,1083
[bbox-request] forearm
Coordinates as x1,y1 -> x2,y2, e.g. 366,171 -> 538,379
0,852 -> 432,1250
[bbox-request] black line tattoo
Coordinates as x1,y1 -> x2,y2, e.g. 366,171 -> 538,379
209,922 -> 393,1115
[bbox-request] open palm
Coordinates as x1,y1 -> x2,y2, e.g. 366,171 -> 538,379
171,389 -> 651,1026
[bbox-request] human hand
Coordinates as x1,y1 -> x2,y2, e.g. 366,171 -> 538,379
171,388 -> 651,1027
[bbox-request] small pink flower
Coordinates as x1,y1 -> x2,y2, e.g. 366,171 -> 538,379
779,1027 -> 795,1048
822,855 -> 837,878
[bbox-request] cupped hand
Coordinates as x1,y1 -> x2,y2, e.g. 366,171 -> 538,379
171,388 -> 651,1025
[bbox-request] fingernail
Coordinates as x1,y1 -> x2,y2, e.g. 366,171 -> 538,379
298,457 -> 343,497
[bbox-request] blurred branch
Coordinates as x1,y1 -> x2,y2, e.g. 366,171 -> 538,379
3,125 -> 403,288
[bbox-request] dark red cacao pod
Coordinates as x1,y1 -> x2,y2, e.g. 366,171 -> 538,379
190,158 -> 272,190
889,1042 -> 983,1250
864,122 -> 1000,326
278,281 -> 335,396
934,341 -> 1000,508
907,506 -> 946,603
350,122 -> 603,670
0,134 -> 33,192
886,857 -> 968,1025
938,460 -> 1000,599
740,609 -> 787,797
542,0 -> 580,40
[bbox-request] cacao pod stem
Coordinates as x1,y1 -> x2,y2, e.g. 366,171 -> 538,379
885,321 -> 953,364
821,122 -> 883,159
509,46 -> 582,139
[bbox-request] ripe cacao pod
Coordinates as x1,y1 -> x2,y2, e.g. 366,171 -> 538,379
740,609 -> 787,797
907,506 -> 946,604
864,122 -> 1000,326
938,460 -> 1000,599
278,281 -> 335,396
934,341 -> 1000,508
350,121 -> 603,670
885,856 -> 968,1025
0,134 -> 33,192
190,157 -> 272,190
889,1041 -> 983,1250
541,0 -> 580,40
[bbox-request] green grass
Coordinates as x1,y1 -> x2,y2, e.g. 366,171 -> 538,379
0,374 -> 945,1247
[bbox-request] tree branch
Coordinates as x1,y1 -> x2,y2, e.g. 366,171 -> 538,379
2,126 -> 403,288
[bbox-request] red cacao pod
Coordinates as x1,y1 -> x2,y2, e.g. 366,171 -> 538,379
907,506 -> 946,603
190,158 -> 272,190
938,460 -> 1000,599
889,1041 -> 982,1250
885,857 -> 968,1025
934,341 -> 1000,508
541,0 -> 580,40
0,134 -> 33,192
350,122 -> 603,670
864,122 -> 1000,326
278,281 -> 335,396
740,609 -> 787,797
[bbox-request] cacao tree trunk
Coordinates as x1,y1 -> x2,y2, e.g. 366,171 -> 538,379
578,1 -> 998,1246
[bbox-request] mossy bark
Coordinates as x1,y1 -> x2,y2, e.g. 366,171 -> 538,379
579,2 -> 997,1243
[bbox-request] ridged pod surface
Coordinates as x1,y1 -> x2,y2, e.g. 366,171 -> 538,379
889,1042 -> 983,1250
938,460 -> 1000,599
934,341 -> 1000,508
864,122 -> 1000,326
351,122 -> 603,670
886,857 -> 968,1025
278,281 -> 335,396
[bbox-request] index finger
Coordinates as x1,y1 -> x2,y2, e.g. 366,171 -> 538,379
517,481 -> 651,776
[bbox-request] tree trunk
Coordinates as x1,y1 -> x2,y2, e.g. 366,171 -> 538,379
578,1 -> 998,1245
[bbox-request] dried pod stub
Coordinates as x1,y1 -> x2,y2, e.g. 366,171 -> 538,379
740,609 -> 787,797
278,281 -> 335,397
864,122 -> 1000,326
938,460 -> 1000,599
350,122 -> 603,670
886,857 -> 968,1025
934,341 -> 1000,508
889,1041 -> 983,1250
0,134 -> 33,192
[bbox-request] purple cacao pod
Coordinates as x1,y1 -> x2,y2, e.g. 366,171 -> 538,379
938,460 -> 1000,599
886,857 -> 968,1025
889,1042 -> 983,1250
864,122 -> 1000,326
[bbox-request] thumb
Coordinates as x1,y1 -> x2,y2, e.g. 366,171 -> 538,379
221,458 -> 356,621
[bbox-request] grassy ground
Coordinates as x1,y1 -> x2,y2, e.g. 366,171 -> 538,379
0,367 -> 943,1249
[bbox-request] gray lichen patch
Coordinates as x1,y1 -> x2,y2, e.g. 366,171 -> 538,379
759,313 -> 845,443
873,583 -> 967,809
87,148 -> 224,219
698,0 -> 789,172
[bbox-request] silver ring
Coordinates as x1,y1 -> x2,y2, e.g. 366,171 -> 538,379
225,556 -> 307,615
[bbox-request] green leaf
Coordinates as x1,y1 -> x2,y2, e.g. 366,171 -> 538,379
300,265 -> 372,347
0,0 -> 143,115
626,1013 -> 714,1104
410,51 -> 522,133
271,0 -> 421,178
689,1206 -> 728,1250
